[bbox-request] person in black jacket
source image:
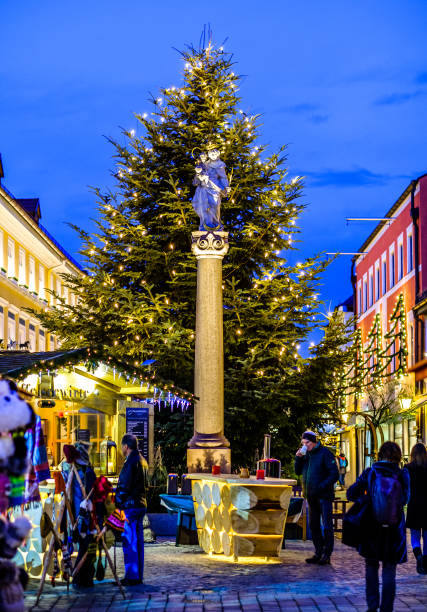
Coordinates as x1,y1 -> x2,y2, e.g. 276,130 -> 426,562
347,441 -> 410,612
115,434 -> 148,586
404,443 -> 427,575
294,430 -> 339,565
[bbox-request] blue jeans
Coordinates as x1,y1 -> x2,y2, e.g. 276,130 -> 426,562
123,508 -> 146,581
307,497 -> 334,557
365,559 -> 396,612
410,528 -> 427,554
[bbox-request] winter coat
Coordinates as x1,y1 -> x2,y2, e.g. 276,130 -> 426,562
294,442 -> 339,501
403,461 -> 427,529
115,449 -> 148,510
347,461 -> 410,564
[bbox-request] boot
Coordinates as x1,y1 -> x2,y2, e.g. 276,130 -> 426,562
413,547 -> 426,575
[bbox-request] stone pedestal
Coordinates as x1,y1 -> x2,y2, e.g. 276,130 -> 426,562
187,231 -> 231,473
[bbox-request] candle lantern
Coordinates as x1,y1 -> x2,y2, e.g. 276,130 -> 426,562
100,436 -> 117,475
257,434 -> 281,478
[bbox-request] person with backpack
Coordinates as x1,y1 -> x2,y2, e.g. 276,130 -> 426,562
347,441 -> 410,612
337,450 -> 348,488
404,442 -> 427,575
295,430 -> 339,565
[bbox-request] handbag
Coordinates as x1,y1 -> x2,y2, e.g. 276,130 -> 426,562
342,495 -> 371,548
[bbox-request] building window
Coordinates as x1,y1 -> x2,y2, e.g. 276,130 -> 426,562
39,329 -> 45,351
29,324 -> 36,352
382,260 -> 387,295
18,318 -> 26,346
369,273 -> 374,307
408,234 -> 414,273
39,265 -> 45,299
358,287 -> 362,314
410,324 -> 414,366
0,230 -> 4,269
375,267 -> 380,301
7,311 -> 16,347
390,252 -> 395,287
363,280 -> 368,312
0,306 -> 4,348
18,248 -> 26,285
398,243 -> 403,281
29,257 -> 36,292
7,238 -> 15,277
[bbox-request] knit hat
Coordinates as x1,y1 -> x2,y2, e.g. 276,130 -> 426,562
302,431 -> 317,444
93,476 -> 113,503
74,442 -> 90,466
105,509 -> 127,533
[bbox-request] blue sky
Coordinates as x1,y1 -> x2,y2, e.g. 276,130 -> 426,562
1,0 -> 427,315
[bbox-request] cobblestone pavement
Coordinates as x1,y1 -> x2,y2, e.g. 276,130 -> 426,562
26,538 -> 427,611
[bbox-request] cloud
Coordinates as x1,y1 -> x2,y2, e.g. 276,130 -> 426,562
307,168 -> 407,188
374,90 -> 425,106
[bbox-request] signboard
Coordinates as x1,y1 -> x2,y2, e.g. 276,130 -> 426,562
126,405 -> 149,460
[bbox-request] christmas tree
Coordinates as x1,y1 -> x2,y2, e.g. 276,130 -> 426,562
34,40 -> 344,467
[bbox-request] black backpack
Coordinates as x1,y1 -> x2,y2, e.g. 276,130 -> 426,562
368,468 -> 403,526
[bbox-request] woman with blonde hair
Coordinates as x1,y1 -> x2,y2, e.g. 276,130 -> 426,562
404,442 -> 427,575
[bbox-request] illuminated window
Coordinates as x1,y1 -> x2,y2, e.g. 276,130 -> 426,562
39,265 -> 45,299
18,248 -> 26,284
29,257 -> 36,292
7,238 -> 15,277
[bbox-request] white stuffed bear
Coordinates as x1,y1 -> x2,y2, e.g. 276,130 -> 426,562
0,380 -> 34,433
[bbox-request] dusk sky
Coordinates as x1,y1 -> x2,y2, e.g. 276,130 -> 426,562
2,0 -> 427,316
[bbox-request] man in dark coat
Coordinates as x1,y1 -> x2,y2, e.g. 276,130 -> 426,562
115,434 -> 148,586
294,431 -> 339,564
347,441 -> 410,612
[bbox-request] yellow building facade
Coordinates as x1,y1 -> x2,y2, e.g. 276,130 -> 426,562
0,156 -> 82,350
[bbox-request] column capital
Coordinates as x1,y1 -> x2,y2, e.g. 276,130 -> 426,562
191,231 -> 229,259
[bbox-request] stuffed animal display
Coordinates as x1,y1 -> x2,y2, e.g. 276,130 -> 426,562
0,378 -> 34,611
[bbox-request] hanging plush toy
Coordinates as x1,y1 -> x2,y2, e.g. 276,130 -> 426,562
0,380 -> 35,433
0,516 -> 32,559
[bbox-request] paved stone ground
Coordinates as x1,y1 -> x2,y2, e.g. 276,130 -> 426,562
25,537 -> 427,611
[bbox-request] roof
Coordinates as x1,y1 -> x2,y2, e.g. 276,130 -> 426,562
16,198 -> 42,223
0,348 -> 195,400
353,173 -> 427,265
336,295 -> 354,312
0,182 -> 84,273
0,348 -> 87,375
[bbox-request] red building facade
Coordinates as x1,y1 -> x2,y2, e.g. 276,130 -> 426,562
344,174 -> 427,477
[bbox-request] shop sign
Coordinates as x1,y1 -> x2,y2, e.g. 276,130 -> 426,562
126,404 -> 149,460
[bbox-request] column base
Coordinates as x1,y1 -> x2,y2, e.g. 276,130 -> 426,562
187,448 -> 231,474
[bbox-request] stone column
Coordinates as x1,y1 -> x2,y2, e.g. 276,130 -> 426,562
187,230 -> 231,473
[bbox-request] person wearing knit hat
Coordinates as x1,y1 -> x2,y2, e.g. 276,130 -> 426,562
295,430 -> 339,565
61,442 -> 97,588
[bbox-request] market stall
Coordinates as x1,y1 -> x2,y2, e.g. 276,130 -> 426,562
188,474 -> 296,561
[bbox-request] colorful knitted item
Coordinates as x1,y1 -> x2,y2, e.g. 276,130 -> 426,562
93,476 -> 113,503
105,509 -> 127,533
8,475 -> 25,508
0,472 -> 11,513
